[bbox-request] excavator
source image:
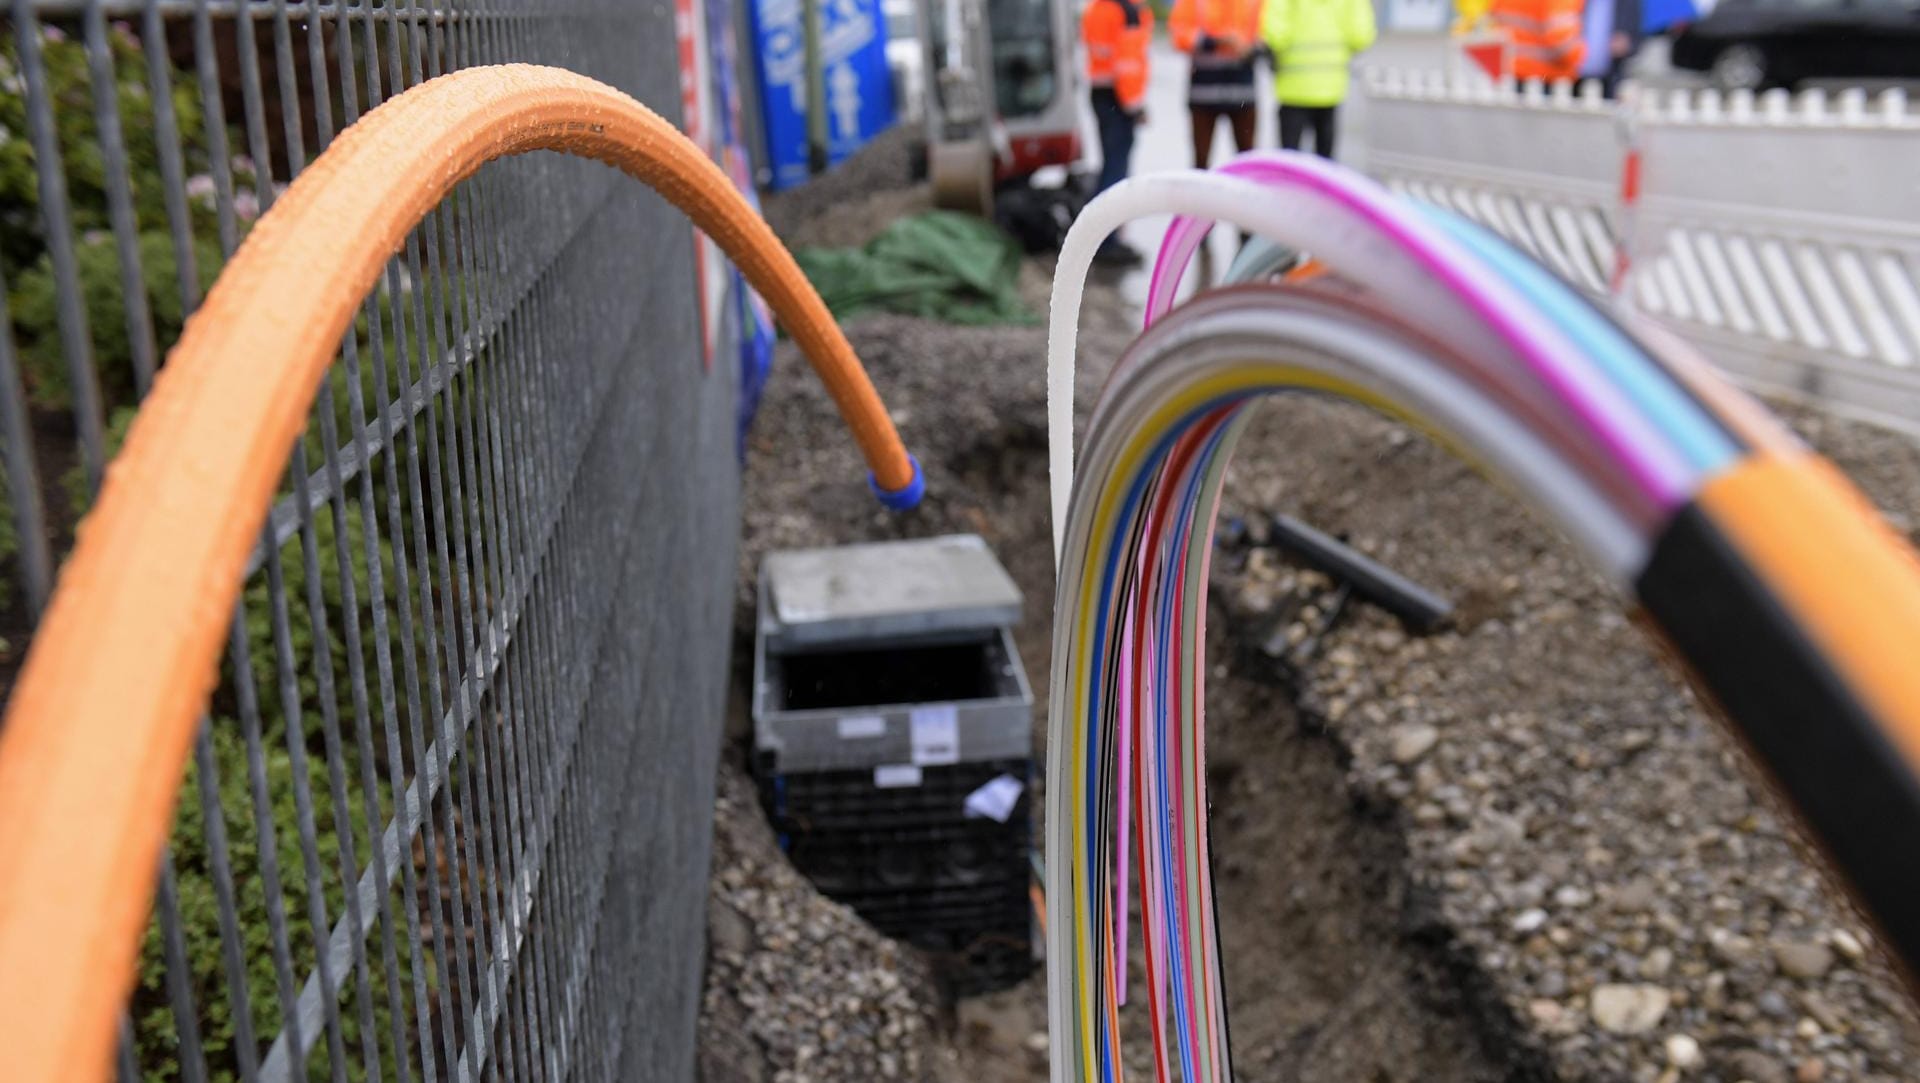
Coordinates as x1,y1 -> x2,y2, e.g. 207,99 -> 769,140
917,0 -> 1085,220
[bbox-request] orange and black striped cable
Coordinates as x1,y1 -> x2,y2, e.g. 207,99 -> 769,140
1639,450 -> 1920,983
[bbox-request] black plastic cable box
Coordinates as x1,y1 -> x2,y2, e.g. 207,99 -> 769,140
757,756 -> 1036,996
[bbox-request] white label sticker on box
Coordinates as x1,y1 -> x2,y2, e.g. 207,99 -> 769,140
874,763 -> 923,789
909,704 -> 960,766
836,714 -> 886,739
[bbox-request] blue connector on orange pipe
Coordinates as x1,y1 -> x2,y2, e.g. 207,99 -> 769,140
871,454 -> 925,511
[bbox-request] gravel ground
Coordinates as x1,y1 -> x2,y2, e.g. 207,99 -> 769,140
697,140 -> 1920,1082
1205,394 -> 1920,1083
697,758 -> 962,1083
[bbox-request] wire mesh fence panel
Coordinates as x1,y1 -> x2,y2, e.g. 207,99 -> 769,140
4,0 -> 741,1077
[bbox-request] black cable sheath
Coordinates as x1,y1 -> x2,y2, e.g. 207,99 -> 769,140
1640,503 -> 1920,981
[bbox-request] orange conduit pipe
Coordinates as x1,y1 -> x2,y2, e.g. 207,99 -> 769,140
0,63 -> 918,1082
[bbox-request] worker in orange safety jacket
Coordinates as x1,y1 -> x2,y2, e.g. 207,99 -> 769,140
1083,0 -> 1153,264
1490,0 -> 1587,85
1170,0 -> 1264,168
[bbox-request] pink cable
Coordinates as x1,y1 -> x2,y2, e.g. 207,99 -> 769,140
1115,603 -> 1135,1006
1144,214 -> 1214,329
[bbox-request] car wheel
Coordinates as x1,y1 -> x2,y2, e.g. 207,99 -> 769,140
1711,44 -> 1768,91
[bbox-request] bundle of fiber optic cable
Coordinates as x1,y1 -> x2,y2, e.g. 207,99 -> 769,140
1041,150 -> 1920,1083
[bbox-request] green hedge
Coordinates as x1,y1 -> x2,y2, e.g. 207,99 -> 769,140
3,23 -> 446,1079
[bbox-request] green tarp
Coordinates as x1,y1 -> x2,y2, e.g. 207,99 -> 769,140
794,211 -> 1037,326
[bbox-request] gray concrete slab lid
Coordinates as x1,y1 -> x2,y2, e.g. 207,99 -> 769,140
762,533 -> 1023,647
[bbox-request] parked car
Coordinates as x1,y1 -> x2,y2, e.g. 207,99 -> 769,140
1670,0 -> 1920,90
884,0 -> 926,124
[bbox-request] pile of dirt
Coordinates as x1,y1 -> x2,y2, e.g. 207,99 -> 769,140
761,126 -> 929,250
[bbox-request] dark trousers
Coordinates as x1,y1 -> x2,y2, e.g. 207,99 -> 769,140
1092,87 -> 1136,194
1279,104 -> 1339,160
1189,104 -> 1257,168
1602,60 -> 1627,99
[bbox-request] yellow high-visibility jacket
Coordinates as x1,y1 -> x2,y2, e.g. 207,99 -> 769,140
1262,0 -> 1377,107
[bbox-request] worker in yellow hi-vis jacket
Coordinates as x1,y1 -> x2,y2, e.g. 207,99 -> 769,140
1262,0 -> 1377,160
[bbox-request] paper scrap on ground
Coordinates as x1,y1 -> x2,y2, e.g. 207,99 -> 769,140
964,774 -> 1025,822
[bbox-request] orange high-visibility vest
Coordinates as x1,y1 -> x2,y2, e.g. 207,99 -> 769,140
1170,0 -> 1264,56
1084,0 -> 1154,110
1490,0 -> 1586,83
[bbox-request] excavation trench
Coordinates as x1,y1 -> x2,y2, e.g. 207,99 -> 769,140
701,305 -> 1544,1081
699,142 -> 1920,1080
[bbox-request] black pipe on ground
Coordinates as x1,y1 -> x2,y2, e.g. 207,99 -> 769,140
1266,514 -> 1453,634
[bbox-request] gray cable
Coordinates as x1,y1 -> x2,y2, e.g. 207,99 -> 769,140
1080,287 -> 1643,580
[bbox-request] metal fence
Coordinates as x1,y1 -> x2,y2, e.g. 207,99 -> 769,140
3,0 -> 739,1079
1346,68 -> 1920,437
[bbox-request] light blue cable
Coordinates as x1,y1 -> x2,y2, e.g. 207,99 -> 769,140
1415,206 -> 1740,474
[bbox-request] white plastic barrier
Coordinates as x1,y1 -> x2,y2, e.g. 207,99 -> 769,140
1347,69 -> 1623,294
1348,69 -> 1920,436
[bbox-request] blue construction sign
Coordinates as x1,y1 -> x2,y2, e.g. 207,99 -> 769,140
747,0 -> 896,190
